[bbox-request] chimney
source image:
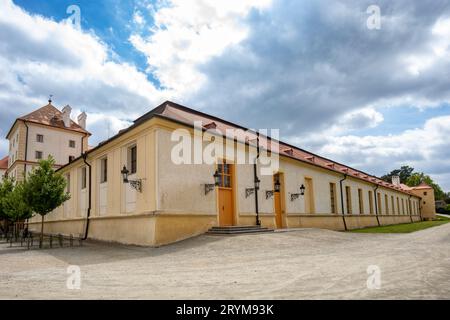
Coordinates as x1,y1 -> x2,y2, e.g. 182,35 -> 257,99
62,105 -> 72,128
77,112 -> 87,129
392,175 -> 400,186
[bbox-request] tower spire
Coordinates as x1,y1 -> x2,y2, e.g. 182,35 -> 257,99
48,94 -> 53,104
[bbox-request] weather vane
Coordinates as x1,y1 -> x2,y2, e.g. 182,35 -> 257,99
48,94 -> 53,103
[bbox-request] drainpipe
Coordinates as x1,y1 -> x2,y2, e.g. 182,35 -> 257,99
374,185 -> 381,226
408,195 -> 414,223
339,174 -> 348,231
82,152 -> 92,240
254,132 -> 261,226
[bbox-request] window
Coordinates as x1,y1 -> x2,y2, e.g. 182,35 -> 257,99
358,188 -> 364,214
377,193 -> 382,214
423,191 -> 427,196
391,196 -> 395,215
368,191 -> 374,214
66,174 -> 71,193
329,183 -> 337,214
69,140 -> 76,148
345,186 -> 352,214
100,158 -> 107,183
129,145 -> 137,174
69,156 -> 75,162
36,134 -> 44,143
81,167 -> 87,190
385,194 -> 389,215
397,197 -> 400,215
217,161 -> 232,188
35,151 -> 43,160
401,199 -> 405,215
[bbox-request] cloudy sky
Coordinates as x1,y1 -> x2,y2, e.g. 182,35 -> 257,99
1,0 -> 450,190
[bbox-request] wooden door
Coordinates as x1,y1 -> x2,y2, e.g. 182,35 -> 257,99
218,162 -> 234,226
274,174 -> 283,228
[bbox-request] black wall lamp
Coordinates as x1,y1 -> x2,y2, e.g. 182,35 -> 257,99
290,184 -> 306,201
246,177 -> 260,198
205,170 -> 221,195
121,165 -> 142,192
266,180 -> 281,199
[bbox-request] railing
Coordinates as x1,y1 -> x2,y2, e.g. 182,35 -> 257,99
0,231 -> 83,249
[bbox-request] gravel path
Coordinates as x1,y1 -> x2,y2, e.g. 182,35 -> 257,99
1,223 -> 450,299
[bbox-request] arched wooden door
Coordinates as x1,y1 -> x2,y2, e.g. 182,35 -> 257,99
217,161 -> 235,226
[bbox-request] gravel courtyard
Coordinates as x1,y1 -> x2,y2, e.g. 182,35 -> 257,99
1,223 -> 450,299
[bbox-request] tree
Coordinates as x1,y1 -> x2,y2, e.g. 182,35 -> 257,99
0,176 -> 15,234
2,182 -> 33,237
23,157 -> 70,246
406,172 -> 445,200
381,165 -> 414,184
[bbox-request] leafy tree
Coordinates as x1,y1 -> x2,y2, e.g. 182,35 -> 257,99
23,157 -> 70,246
0,176 -> 15,233
2,182 -> 33,237
406,172 -> 445,200
381,166 -> 414,184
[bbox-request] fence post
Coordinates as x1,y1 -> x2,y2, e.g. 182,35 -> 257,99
70,234 -> 73,247
27,234 -> 31,250
49,235 -> 53,248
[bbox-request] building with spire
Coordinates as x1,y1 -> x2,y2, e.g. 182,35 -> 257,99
4,100 -> 91,182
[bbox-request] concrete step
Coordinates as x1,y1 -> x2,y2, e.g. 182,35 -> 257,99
207,225 -> 274,235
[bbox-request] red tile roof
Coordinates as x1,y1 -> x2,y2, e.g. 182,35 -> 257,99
134,101 -> 417,196
16,103 -> 90,135
0,156 -> 8,170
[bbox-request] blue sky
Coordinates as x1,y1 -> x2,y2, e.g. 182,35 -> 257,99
1,0 -> 450,190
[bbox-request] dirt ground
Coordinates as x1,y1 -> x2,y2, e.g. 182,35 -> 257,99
1,223 -> 450,299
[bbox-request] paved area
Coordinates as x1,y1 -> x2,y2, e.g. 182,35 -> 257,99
1,223 -> 450,299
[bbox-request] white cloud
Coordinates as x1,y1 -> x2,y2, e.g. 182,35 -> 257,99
307,115 -> 450,189
130,0 -> 272,93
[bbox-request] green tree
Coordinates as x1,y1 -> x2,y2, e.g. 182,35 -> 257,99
23,157 -> 70,246
2,182 -> 33,237
0,176 -> 15,233
406,172 -> 445,200
381,166 -> 414,184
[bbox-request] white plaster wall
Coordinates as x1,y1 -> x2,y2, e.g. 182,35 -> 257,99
27,123 -> 84,165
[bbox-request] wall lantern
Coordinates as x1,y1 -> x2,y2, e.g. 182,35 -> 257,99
246,177 -> 260,198
266,179 -> 281,199
121,165 -> 142,192
300,184 -> 306,196
205,170 -> 220,195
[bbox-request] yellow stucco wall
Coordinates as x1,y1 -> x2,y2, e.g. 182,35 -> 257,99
28,117 -> 423,246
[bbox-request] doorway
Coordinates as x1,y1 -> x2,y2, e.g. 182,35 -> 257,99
217,161 -> 235,226
274,173 -> 284,228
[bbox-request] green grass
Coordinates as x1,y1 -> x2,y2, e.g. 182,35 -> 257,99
349,214 -> 450,233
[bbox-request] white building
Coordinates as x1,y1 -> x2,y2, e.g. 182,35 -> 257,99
4,100 -> 91,182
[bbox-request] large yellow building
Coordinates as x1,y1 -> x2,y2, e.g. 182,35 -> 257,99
27,101 -> 435,246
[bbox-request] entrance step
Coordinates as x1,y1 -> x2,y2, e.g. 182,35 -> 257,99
207,225 -> 274,235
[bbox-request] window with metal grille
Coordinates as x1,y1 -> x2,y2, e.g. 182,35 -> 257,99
329,183 -> 336,214
36,134 -> 44,143
100,158 -> 107,183
345,186 -> 352,214
130,145 -> 137,174
35,151 -> 43,160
